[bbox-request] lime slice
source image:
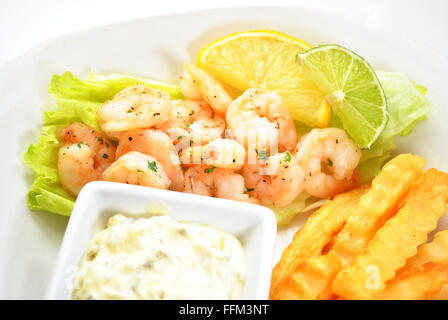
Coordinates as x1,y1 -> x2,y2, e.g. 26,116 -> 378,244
298,45 -> 388,149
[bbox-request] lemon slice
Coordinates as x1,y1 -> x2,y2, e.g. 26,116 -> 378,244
197,30 -> 331,128
298,45 -> 388,149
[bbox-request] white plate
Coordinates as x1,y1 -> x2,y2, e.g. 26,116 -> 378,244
0,6 -> 447,299
45,181 -> 276,300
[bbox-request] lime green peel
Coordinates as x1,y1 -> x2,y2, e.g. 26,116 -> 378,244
298,44 -> 388,149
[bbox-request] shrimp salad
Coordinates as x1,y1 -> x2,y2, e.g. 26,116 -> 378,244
55,66 -> 361,208
25,31 -> 434,227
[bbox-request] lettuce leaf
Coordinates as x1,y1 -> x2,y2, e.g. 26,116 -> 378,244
24,71 -> 181,216
27,177 -> 74,216
50,71 -> 183,102
377,72 -> 434,139
357,72 -> 435,181
269,193 -> 329,227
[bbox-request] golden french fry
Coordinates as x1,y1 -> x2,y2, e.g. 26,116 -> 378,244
333,169 -> 448,300
375,262 -> 448,300
401,230 -> 448,272
321,229 -> 340,255
270,184 -> 369,298
430,284 -> 448,300
331,154 -> 426,265
276,154 -> 425,300
273,272 -> 310,300
277,253 -> 342,300
399,230 -> 448,300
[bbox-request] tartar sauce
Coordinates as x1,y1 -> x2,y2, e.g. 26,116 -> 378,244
71,214 -> 246,300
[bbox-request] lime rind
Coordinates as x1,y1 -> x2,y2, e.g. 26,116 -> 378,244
298,44 -> 388,149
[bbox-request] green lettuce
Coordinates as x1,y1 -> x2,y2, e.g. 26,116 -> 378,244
24,71 -> 182,216
269,193 -> 329,227
27,177 -> 75,216
357,72 -> 435,181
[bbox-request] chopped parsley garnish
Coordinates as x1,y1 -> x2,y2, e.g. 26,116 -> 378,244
136,169 -> 144,173
328,158 -> 333,166
97,137 -> 104,144
102,153 -> 109,159
204,166 -> 216,173
127,109 -> 132,113
177,135 -> 185,140
147,161 -> 157,172
247,188 -> 255,192
105,142 -> 110,148
284,152 -> 292,162
189,110 -> 195,116
187,122 -> 194,128
255,149 -> 268,160
76,142 -> 84,148
295,53 -> 300,62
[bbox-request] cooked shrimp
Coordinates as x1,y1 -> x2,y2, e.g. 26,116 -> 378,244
179,70 -> 202,101
58,122 -> 116,196
116,129 -> 184,191
184,166 -> 258,203
97,85 -> 172,138
161,100 -> 225,146
115,129 -> 184,191
242,152 -> 304,207
226,88 -> 297,154
295,128 -> 361,199
103,151 -> 170,190
180,64 -> 233,117
180,139 -> 246,170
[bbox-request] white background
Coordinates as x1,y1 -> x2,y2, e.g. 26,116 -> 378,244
1,0 -> 447,67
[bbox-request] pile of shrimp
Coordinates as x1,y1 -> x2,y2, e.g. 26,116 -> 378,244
57,63 -> 362,207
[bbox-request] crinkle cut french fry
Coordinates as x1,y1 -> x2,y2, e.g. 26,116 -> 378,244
430,284 -> 448,300
400,230 -> 448,300
321,230 -> 340,255
276,253 -> 342,300
276,154 -> 425,300
376,262 -> 448,300
331,154 -> 426,265
401,230 -> 448,272
269,184 -> 369,298
333,169 -> 448,300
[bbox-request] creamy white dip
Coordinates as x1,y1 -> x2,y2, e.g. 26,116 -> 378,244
71,214 -> 246,300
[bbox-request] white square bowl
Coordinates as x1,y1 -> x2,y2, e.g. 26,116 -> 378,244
45,181 -> 277,300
